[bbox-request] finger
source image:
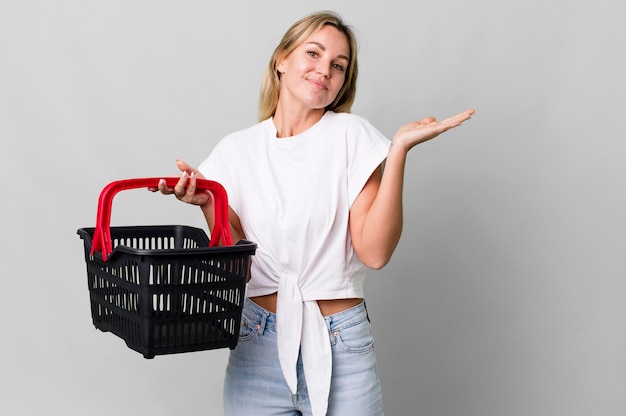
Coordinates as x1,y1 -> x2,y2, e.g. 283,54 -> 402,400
454,109 -> 475,122
155,179 -> 174,195
441,110 -> 474,126
186,171 -> 198,195
176,159 -> 197,175
174,171 -> 189,197
176,158 -> 207,179
441,113 -> 468,124
414,116 -> 436,125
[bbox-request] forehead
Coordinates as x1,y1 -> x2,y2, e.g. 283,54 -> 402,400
302,25 -> 350,58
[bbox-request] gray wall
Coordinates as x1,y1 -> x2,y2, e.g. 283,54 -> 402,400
1,1 -> 624,415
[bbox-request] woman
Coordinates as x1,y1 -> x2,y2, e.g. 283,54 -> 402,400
157,11 -> 474,416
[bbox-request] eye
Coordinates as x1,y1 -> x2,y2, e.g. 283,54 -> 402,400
333,63 -> 345,72
307,50 -> 319,58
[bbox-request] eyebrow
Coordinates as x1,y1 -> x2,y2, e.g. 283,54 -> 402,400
305,42 -> 350,62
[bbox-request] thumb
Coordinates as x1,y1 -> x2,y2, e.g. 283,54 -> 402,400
176,159 -> 194,173
176,159 -> 206,179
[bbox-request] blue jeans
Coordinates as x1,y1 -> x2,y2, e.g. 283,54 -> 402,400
224,298 -> 383,415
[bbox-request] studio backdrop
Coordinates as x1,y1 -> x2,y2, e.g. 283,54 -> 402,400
1,1 -> 624,415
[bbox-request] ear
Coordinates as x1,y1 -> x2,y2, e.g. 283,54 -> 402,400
275,53 -> 287,74
276,60 -> 285,74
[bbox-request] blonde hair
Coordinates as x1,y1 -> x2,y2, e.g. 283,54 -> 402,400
258,11 -> 359,121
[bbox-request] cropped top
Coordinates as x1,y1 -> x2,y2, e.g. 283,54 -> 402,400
198,111 -> 390,415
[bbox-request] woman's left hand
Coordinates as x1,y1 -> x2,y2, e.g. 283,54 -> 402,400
392,109 -> 475,152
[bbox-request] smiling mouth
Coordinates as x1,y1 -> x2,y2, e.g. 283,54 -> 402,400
308,79 -> 328,90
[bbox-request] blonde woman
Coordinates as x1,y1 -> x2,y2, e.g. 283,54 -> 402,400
158,11 -> 474,416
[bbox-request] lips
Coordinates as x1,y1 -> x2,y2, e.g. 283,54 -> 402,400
308,78 -> 328,90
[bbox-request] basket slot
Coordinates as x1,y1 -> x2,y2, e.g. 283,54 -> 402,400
113,236 -> 178,251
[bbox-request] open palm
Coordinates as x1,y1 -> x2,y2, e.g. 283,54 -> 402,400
393,109 -> 475,151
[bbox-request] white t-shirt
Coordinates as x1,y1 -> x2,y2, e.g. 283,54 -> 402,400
199,111 -> 390,415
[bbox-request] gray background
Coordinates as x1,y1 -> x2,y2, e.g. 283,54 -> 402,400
1,1 -> 624,415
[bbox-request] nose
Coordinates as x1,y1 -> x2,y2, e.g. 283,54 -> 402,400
317,60 -> 331,78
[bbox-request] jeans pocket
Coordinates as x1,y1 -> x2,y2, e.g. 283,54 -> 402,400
334,319 -> 375,354
237,315 -> 259,342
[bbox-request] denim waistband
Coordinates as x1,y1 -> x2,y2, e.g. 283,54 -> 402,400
242,297 -> 368,333
242,297 -> 277,331
323,299 -> 368,331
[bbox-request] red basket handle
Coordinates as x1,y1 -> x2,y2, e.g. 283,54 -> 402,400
90,177 -> 232,261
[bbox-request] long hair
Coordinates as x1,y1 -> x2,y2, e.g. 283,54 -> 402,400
258,11 -> 359,121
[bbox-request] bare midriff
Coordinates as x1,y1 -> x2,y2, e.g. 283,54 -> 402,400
250,292 -> 362,317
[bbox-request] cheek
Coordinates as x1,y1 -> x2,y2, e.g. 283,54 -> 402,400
332,76 -> 347,93
284,54 -> 313,73
298,60 -> 318,75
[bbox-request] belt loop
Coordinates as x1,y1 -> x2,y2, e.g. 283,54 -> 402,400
363,300 -> 371,323
257,309 -> 269,335
324,315 -> 335,345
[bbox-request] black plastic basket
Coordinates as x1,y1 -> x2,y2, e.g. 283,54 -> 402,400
77,177 -> 256,359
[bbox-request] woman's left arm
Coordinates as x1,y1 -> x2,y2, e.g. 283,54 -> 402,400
349,109 -> 475,269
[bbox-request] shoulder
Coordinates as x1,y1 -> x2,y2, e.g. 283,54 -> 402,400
325,111 -> 372,127
199,120 -> 270,187
324,112 -> 385,136
221,119 -> 270,144
212,119 -> 271,154
324,112 -> 389,143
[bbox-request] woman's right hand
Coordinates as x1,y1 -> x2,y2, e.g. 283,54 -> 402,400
150,159 -> 213,208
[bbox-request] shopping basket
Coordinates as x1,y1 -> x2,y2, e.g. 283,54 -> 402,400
77,177 -> 256,358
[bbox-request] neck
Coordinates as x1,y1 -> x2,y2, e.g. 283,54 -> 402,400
273,103 -> 325,138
